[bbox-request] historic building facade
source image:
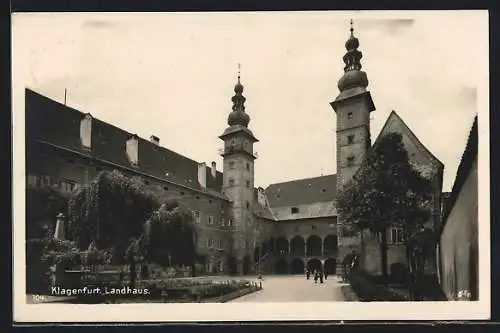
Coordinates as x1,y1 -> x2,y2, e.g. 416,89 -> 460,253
25,23 -> 446,276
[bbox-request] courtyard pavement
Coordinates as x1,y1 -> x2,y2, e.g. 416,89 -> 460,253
231,274 -> 347,302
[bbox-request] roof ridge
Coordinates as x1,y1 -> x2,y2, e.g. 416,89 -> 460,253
27,87 -> 221,171
266,173 -> 337,189
375,110 -> 444,167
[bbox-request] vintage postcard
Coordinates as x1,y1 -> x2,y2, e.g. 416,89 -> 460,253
12,10 -> 490,322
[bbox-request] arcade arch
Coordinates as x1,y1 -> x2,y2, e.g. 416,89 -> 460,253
306,235 -> 322,257
290,236 -> 305,256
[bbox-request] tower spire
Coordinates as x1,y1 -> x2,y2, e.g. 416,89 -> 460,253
227,64 -> 250,127
336,19 -> 369,92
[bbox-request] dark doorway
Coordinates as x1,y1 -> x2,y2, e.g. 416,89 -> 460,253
253,247 -> 260,263
243,255 -> 251,275
275,259 -> 288,275
269,237 -> 275,253
261,241 -> 268,256
324,258 -> 337,274
290,258 -> 305,274
307,258 -> 322,272
227,256 -> 237,275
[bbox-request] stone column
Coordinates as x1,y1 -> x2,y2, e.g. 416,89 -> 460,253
304,243 -> 308,257
54,213 -> 65,240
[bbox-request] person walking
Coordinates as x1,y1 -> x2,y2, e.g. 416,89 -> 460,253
324,270 -> 328,280
306,269 -> 311,280
314,270 -> 319,284
319,269 -> 324,284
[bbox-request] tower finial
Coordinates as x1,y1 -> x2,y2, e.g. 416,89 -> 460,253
237,63 -> 241,83
350,19 -> 354,36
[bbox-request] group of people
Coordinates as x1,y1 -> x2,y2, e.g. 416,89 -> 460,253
304,249 -> 360,284
306,268 -> 328,283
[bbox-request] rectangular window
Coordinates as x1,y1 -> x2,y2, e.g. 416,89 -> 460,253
347,112 -> 353,120
246,163 -> 250,171
347,156 -> 355,166
207,238 -> 214,248
27,174 -> 38,187
61,179 -> 77,193
246,201 -> 250,209
218,239 -> 224,249
194,211 -> 201,223
390,228 -> 404,244
246,180 -> 250,188
41,176 -> 51,187
220,217 -> 225,226
228,219 -> 233,227
228,178 -> 234,186
291,207 -> 299,214
208,215 -> 214,225
347,135 -> 355,144
229,161 -> 235,169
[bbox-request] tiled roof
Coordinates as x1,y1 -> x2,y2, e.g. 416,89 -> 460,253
25,88 -> 225,197
270,201 -> 336,221
265,174 -> 337,207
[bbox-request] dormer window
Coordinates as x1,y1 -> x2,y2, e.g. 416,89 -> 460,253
347,155 -> 355,166
347,135 -> 354,144
126,134 -> 139,166
80,113 -> 92,149
291,207 -> 299,214
228,178 -> 234,186
229,161 -> 235,169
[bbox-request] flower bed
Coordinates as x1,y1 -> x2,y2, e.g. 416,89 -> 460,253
138,278 -> 257,302
53,276 -> 260,303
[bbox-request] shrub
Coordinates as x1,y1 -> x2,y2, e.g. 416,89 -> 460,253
349,272 -> 407,301
390,262 -> 408,284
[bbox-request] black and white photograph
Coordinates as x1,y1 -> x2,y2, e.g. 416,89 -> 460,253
12,10 -> 489,322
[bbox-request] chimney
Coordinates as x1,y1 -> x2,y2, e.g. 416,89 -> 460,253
126,134 -> 139,166
150,135 -> 160,145
211,161 -> 217,178
198,162 -> 207,188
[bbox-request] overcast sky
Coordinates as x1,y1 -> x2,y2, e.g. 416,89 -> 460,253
13,11 -> 486,191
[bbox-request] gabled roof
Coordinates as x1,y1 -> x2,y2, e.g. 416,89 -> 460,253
265,174 -> 337,207
25,88 -> 225,195
373,110 -> 444,169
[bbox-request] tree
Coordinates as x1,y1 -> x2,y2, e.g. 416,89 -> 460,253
67,170 -> 159,262
337,132 -> 433,283
141,199 -> 197,275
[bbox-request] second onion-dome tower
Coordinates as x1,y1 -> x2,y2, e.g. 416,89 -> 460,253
331,20 -> 376,248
